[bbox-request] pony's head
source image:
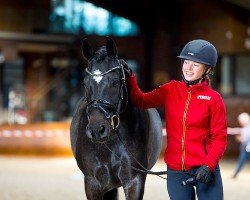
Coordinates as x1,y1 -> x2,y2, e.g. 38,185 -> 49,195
82,37 -> 128,143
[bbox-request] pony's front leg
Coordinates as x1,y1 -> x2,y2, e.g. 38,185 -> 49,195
123,174 -> 146,200
84,176 -> 103,200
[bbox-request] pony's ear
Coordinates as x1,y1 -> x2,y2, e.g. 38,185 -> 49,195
81,38 -> 94,61
106,36 -> 118,58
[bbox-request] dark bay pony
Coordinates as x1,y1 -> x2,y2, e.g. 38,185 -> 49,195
70,37 -> 163,200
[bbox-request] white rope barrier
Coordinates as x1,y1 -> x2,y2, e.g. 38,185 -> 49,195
0,129 -> 70,138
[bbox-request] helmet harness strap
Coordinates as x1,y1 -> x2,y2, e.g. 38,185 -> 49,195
182,67 -> 211,86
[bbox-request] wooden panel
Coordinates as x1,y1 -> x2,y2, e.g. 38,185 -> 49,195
0,0 -> 50,32
178,1 -> 250,54
0,0 -> 50,8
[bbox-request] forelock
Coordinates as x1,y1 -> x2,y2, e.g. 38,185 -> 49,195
94,47 -> 107,62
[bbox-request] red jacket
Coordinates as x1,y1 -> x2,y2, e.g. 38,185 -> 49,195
128,73 -> 227,171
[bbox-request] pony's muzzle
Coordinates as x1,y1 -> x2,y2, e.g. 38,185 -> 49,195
86,124 -> 108,142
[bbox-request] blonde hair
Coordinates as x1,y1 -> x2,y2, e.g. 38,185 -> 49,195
238,112 -> 250,125
204,66 -> 214,87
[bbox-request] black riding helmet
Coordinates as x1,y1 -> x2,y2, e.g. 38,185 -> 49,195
178,39 -> 218,68
178,39 -> 218,85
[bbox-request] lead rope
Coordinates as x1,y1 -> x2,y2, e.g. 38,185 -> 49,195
103,131 -> 168,180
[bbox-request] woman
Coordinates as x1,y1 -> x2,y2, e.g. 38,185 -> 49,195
227,112 -> 250,178
123,39 -> 227,200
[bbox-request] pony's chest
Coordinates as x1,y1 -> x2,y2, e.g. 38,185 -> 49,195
91,156 -> 125,185
92,163 -> 115,185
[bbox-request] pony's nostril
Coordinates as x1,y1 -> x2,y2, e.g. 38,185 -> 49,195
86,124 -> 107,141
86,125 -> 93,139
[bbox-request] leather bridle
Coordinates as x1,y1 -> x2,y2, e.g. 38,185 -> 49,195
84,61 -> 128,130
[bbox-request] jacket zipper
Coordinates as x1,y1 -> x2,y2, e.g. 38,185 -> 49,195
181,90 -> 191,170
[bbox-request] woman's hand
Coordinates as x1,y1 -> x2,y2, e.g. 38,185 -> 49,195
195,165 -> 214,184
120,59 -> 132,78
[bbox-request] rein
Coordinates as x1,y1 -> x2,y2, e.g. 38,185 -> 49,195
103,132 -> 167,180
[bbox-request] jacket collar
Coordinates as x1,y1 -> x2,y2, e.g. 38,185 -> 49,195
180,80 -> 209,94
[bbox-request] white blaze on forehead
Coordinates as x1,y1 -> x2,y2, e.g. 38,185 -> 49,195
93,70 -> 103,84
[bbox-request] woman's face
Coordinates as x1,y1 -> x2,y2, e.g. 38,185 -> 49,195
182,60 -> 206,81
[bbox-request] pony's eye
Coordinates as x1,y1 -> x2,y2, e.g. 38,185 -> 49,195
112,80 -> 120,87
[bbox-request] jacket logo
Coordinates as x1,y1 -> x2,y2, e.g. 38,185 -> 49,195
197,95 -> 211,100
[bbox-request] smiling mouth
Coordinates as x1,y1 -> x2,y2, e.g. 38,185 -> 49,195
184,72 -> 194,77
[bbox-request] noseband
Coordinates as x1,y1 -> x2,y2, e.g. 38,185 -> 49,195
86,99 -> 120,130
85,62 -> 128,130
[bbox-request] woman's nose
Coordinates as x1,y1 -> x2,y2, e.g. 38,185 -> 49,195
185,63 -> 193,70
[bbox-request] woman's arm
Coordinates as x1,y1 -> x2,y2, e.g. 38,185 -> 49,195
227,127 -> 242,135
204,96 -> 227,170
127,73 -> 168,109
